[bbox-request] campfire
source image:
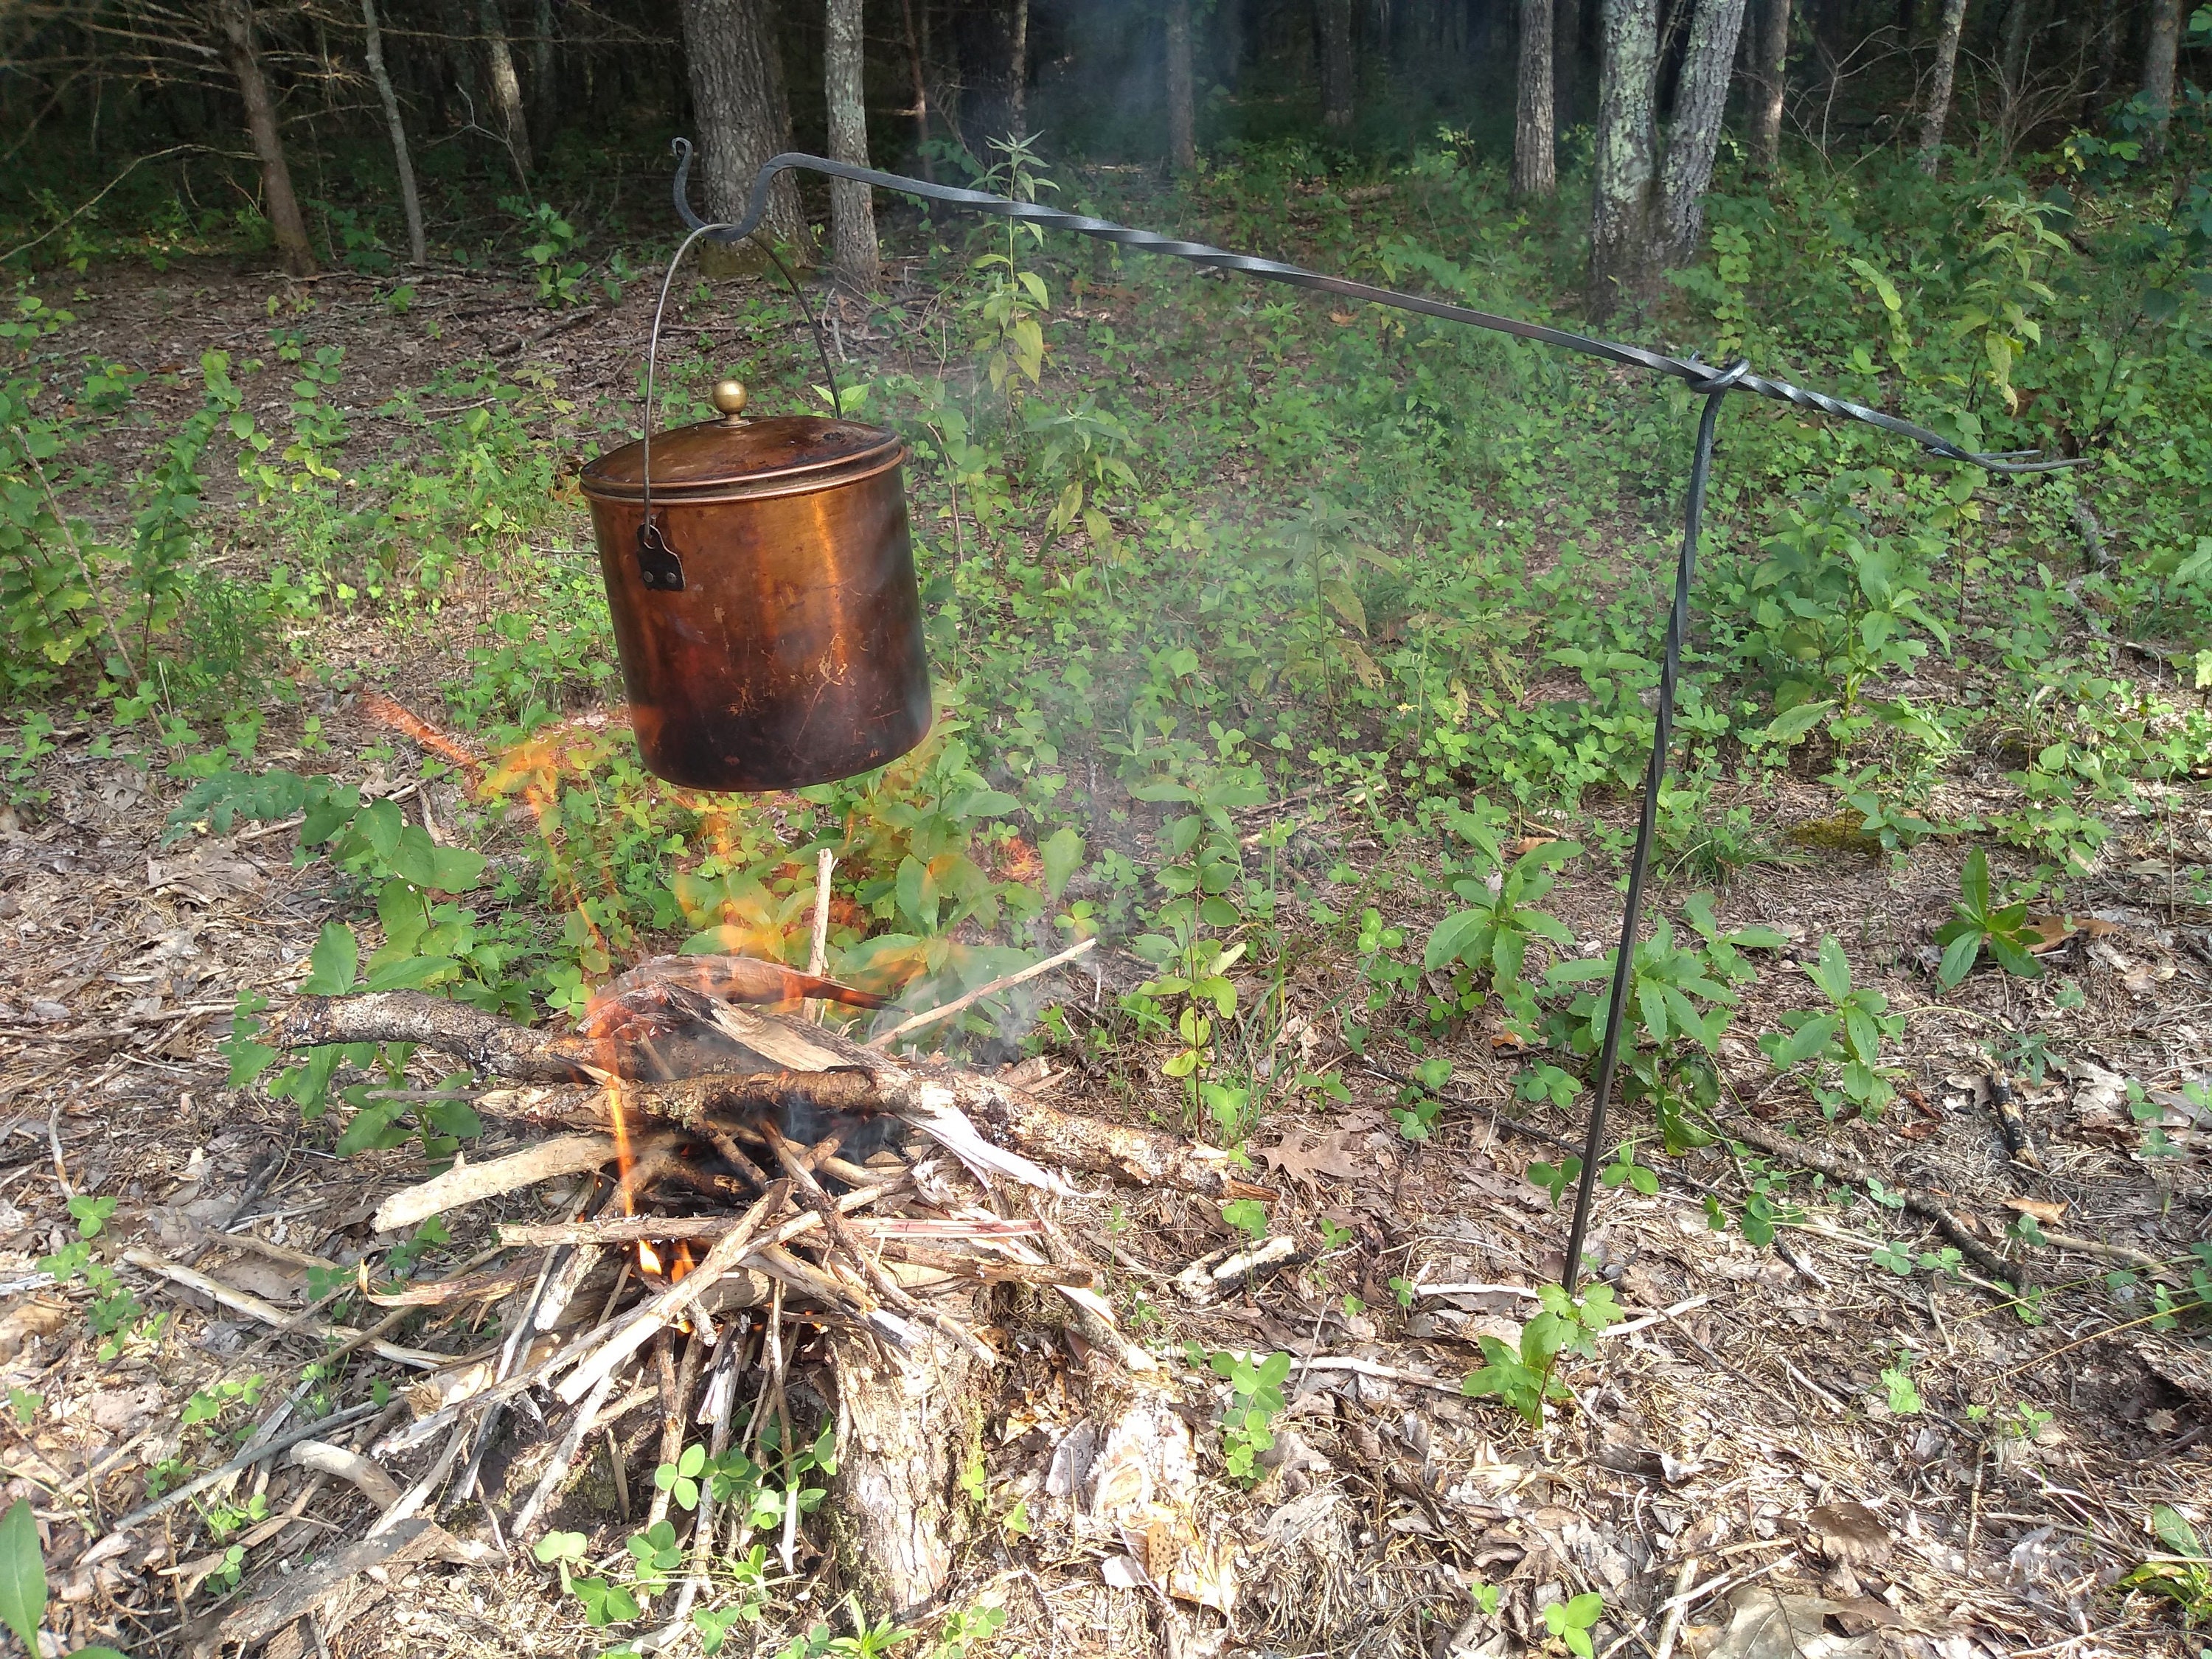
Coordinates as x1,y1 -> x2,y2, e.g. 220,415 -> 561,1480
67,935 -> 1283,1648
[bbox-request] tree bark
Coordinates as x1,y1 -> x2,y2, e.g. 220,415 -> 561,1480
360,0 -> 426,265
1656,0 -> 1750,265
529,0 -> 557,161
478,0 -> 534,181
825,0 -> 880,291
897,0 -> 933,177
1514,0 -> 1557,196
1219,0 -> 1245,87
1167,0 -> 1197,170
215,0 -> 316,278
1555,0 -> 1583,130
952,0 -> 1028,153
1747,0 -> 1791,171
2140,0 -> 2182,156
1588,0 -> 1659,319
1318,0 -> 1355,127
678,0 -> 811,248
1916,0 -> 1967,174
831,1326 -> 973,1613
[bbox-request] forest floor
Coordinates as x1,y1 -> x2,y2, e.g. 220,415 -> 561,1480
5,250 -> 2212,1659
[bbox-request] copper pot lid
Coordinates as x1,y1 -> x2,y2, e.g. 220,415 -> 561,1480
580,380 -> 904,501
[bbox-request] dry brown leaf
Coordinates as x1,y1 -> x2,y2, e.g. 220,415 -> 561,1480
2003,1197 -> 2067,1225
1894,1119 -> 1940,1142
1256,1130 -> 1370,1191
1326,310 -> 1355,324
2020,915 -> 2076,953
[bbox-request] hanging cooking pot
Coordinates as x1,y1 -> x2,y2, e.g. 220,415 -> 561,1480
579,374 -> 932,792
576,204 -> 936,793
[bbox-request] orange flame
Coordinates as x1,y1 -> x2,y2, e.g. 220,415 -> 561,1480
361,690 -> 485,786
638,1238 -> 664,1276
670,1242 -> 695,1282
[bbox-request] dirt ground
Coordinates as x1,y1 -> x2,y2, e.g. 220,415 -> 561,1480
6,257 -> 2212,1659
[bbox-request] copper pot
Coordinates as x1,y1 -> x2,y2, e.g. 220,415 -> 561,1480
580,380 -> 932,792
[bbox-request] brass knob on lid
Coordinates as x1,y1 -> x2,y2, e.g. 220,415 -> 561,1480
711,379 -> 748,424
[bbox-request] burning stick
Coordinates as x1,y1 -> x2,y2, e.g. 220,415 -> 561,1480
554,1183 -> 787,1406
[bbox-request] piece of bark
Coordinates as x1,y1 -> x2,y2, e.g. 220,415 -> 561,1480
196,1520 -> 438,1657
373,1132 -> 616,1232
831,1305 -> 974,1613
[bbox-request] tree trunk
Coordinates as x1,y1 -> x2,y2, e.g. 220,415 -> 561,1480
678,0 -> 811,248
1915,0 -> 1967,174
1747,0 -> 1791,170
825,0 -> 880,292
1556,0 -> 1583,130
1995,0 -> 2032,150
529,0 -> 557,161
1514,0 -> 1557,196
216,0 -> 316,277
897,0 -> 933,177
2140,0 -> 2181,156
1167,0 -> 1197,170
830,1326 -> 973,1614
360,0 -> 426,265
478,0 -> 534,181
1656,0 -> 1750,265
1318,0 -> 1355,127
951,0 -> 1027,153
1220,0 -> 1245,86
1588,0 -> 1659,319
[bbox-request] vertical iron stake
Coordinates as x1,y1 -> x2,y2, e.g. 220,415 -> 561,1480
1560,361 -> 1747,1295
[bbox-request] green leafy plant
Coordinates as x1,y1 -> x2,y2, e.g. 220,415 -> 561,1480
0,1498 -> 128,1656
1194,1348 -> 1292,1484
1461,1284 -> 1621,1426
1880,1352 -> 1923,1414
1543,1590 -> 1606,1659
1220,1198 -> 1269,1241
1759,936 -> 1905,1119
1935,849 -> 2045,987
2122,1503 -> 2212,1624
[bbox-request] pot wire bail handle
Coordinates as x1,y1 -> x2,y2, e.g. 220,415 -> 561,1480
636,191 -> 849,594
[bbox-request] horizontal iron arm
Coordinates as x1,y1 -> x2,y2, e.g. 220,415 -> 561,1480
674,139 -> 2081,478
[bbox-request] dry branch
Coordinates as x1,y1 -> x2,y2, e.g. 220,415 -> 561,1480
281,991 -> 601,1080
864,936 -> 1097,1048
120,1249 -> 448,1368
274,992 -> 1238,1195
1714,1116 -> 2014,1283
372,1132 -> 615,1232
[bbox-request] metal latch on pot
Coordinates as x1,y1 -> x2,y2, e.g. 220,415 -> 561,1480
636,519 -> 684,591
